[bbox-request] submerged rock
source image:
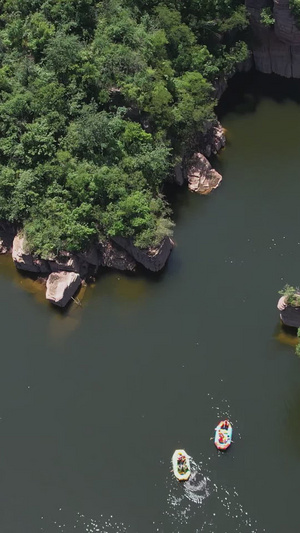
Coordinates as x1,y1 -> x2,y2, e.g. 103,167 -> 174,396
112,236 -> 173,272
46,271 -> 81,307
187,153 -> 222,195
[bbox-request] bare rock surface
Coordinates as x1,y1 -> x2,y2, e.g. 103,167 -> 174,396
112,236 -> 173,272
46,271 -> 81,307
187,153 -> 222,194
277,296 -> 287,311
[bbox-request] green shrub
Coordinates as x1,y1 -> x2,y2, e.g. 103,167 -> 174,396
279,284 -> 300,307
0,0 -> 249,255
260,7 -> 275,27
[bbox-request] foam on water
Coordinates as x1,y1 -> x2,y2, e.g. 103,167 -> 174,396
163,453 -> 266,533
39,511 -> 132,533
161,394 -> 265,533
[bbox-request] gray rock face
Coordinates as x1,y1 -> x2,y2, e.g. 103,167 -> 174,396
247,0 -> 300,78
46,271 -> 81,307
280,305 -> 300,327
12,234 -> 50,273
112,236 -> 173,272
49,252 -> 88,277
201,122 -> 226,159
174,162 -> 186,186
187,153 -> 222,194
0,223 -> 15,254
99,240 -> 136,271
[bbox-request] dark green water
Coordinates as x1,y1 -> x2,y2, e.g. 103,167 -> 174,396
2,73 -> 300,533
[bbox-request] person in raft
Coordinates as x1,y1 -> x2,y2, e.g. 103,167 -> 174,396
218,431 -> 225,443
178,454 -> 187,472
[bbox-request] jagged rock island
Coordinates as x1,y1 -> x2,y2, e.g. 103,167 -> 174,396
0,0 -> 299,306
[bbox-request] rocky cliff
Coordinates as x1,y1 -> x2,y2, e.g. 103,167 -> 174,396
247,0 -> 300,77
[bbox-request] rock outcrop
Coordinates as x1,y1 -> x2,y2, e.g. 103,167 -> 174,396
99,240 -> 136,271
112,236 -> 173,272
48,252 -> 89,277
0,223 -> 15,254
200,121 -> 226,159
187,153 -> 222,194
46,271 -> 81,307
277,296 -> 287,310
246,0 -> 300,78
173,122 -> 225,187
279,304 -> 300,327
12,234 -> 50,273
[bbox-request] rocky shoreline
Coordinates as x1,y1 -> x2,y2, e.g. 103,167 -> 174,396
4,0 -> 300,307
0,123 -> 225,307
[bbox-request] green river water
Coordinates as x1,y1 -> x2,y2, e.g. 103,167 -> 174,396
1,72 -> 300,532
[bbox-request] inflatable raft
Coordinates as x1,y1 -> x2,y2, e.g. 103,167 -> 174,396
214,420 -> 232,451
172,449 -> 191,481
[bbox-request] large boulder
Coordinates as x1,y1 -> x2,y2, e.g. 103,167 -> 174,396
187,153 -> 222,195
46,271 -> 81,307
12,234 -> 50,273
112,236 -> 173,272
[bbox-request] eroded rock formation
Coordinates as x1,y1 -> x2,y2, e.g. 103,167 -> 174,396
112,236 -> 173,272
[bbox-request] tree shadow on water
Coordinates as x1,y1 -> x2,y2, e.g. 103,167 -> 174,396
217,70 -> 300,122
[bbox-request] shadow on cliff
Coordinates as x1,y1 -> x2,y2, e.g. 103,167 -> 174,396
217,70 -> 300,121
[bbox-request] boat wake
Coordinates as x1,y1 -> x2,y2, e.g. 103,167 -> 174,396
164,456 -> 211,527
164,454 -> 266,532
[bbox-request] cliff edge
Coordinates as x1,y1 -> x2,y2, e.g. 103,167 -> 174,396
247,0 -> 300,77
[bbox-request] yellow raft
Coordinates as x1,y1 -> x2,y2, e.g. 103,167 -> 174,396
172,449 -> 191,481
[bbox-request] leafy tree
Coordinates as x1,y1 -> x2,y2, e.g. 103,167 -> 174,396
0,0 -> 248,254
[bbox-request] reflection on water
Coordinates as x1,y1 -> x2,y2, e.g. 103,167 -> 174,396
275,323 -> 298,348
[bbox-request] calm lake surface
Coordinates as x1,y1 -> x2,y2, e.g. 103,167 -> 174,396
2,72 -> 300,532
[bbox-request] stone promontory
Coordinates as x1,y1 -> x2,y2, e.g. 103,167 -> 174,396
8,231 -> 174,307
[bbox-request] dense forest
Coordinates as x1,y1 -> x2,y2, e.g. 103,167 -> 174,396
0,0 -> 248,258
